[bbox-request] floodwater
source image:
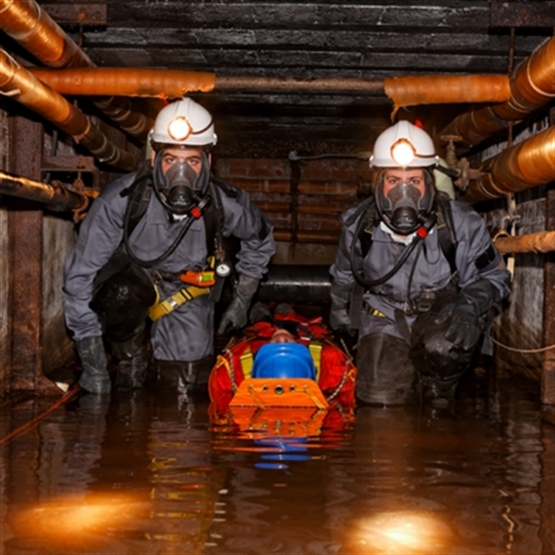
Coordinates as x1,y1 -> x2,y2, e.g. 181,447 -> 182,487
0,372 -> 553,555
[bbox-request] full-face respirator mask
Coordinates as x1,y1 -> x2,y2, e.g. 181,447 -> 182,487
152,150 -> 210,215
375,171 -> 435,235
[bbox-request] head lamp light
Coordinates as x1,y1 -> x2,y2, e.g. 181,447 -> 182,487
167,116 -> 192,141
391,139 -> 416,167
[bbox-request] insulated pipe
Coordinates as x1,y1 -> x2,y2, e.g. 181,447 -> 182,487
437,37 -> 555,145
31,67 -> 217,98
30,68 -> 513,108
494,231 -> 555,255
0,50 -> 138,171
0,0 -> 152,139
384,74 -> 510,111
463,126 -> 555,202
0,169 -> 91,212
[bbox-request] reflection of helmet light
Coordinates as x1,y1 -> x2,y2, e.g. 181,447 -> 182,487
391,139 -> 416,166
167,116 -> 192,141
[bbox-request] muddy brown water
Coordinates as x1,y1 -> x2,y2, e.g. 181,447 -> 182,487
0,372 -> 553,555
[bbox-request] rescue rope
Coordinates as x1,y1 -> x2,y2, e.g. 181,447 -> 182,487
0,385 -> 83,447
490,336 -> 555,354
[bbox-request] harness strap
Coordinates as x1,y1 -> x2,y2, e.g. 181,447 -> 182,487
239,345 -> 254,379
308,341 -> 322,380
148,284 -> 210,321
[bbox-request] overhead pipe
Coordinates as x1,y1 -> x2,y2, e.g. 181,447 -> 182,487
30,67 -> 513,107
437,37 -> 555,145
0,169 -> 92,213
0,49 -> 138,171
257,265 -> 331,305
462,126 -> 555,202
494,231 -> 555,255
0,0 -> 153,139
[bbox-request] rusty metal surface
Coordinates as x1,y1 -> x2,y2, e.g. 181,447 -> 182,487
490,0 -> 555,28
41,2 -> 107,26
7,116 -> 44,392
0,170 -> 89,212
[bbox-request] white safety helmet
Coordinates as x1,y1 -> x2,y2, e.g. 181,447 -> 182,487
150,97 -> 218,150
370,120 -> 438,168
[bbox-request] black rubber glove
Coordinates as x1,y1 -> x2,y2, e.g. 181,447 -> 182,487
76,336 -> 111,393
444,304 -> 483,351
329,279 -> 353,331
217,274 -> 260,334
436,279 -> 498,352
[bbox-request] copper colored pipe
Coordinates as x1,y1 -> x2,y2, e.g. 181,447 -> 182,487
384,75 -> 510,110
438,37 -> 555,145
0,169 -> 91,211
0,0 -> 152,139
494,231 -> 555,255
0,50 -> 138,171
463,126 -> 555,202
31,67 -> 216,98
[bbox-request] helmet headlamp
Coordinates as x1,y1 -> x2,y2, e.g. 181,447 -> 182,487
391,138 -> 416,167
167,116 -> 192,141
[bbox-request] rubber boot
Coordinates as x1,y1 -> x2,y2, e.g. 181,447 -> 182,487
75,336 -> 111,394
109,329 -> 148,390
151,357 -> 215,395
356,333 -> 417,406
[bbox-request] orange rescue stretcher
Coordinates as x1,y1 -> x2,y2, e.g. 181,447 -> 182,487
208,313 -> 357,436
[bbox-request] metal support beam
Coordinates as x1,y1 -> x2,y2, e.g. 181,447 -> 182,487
7,115 -> 58,394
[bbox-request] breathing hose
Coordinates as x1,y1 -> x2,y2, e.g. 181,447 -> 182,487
349,212 -> 436,288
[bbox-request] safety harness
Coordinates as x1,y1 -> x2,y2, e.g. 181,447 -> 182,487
347,194 -> 458,329
119,164 -> 238,321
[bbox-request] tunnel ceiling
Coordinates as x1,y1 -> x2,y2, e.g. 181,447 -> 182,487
15,1 -> 555,158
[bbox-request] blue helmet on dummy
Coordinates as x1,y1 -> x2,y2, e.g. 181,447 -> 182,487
252,343 -> 316,380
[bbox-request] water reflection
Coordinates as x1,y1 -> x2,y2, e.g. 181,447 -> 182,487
0,375 -> 553,555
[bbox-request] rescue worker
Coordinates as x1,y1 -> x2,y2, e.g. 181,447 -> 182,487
329,121 -> 511,407
63,98 -> 275,395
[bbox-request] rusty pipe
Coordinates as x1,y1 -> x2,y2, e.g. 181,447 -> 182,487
494,231 -> 555,255
0,50 -> 138,171
0,0 -> 153,139
30,67 -> 217,98
437,37 -> 555,145
0,169 -> 91,211
29,68 -> 514,109
463,126 -> 555,202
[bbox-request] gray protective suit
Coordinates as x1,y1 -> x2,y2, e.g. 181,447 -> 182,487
330,198 -> 511,405
63,170 -> 275,362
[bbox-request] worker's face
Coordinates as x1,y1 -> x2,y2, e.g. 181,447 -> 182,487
382,169 -> 426,198
150,147 -> 209,176
270,329 -> 296,344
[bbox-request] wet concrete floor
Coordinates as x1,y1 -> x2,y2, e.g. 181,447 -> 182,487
0,371 -> 553,555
